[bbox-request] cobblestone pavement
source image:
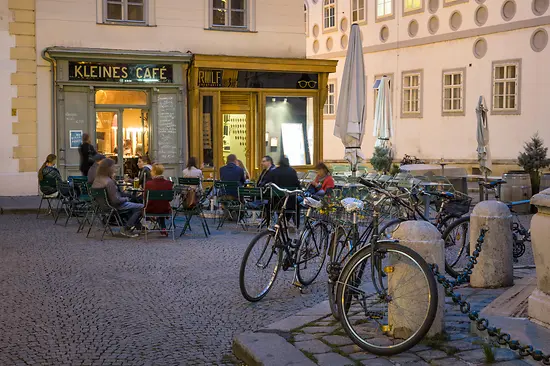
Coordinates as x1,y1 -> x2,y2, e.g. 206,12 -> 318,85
0,214 -> 329,365
289,281 -> 535,366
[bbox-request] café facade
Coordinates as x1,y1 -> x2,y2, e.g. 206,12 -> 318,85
44,48 -> 337,180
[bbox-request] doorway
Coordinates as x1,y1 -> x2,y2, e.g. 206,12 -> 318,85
95,108 -> 150,177
222,112 -> 250,173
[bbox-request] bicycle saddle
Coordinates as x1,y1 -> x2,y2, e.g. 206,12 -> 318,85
341,197 -> 364,212
303,197 -> 322,209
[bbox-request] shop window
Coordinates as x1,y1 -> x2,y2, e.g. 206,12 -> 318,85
105,0 -> 146,23
376,0 -> 393,20
266,96 -> 314,166
95,90 -> 148,105
323,0 -> 336,30
352,0 -> 366,23
401,70 -> 423,118
492,59 -> 521,115
324,81 -> 336,116
211,0 -> 247,28
442,69 -> 465,115
202,96 -> 215,168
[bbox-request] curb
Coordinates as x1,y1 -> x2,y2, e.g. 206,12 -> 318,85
232,301 -> 330,365
1,208 -> 47,215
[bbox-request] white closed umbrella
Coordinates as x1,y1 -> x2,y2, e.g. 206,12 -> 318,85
476,96 -> 492,178
333,23 -> 366,176
373,76 -> 393,149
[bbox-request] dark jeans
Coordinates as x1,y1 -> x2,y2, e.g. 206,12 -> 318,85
118,202 -> 143,229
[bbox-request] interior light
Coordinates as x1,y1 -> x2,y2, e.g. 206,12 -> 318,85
284,98 -> 288,103
272,98 -> 276,102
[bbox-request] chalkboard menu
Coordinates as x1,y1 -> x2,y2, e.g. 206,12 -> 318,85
157,94 -> 178,163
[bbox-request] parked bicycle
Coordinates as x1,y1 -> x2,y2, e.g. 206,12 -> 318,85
334,178 -> 438,355
239,183 -> 330,302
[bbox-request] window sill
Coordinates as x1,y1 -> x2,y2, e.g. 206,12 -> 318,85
322,27 -> 338,34
400,112 -> 423,119
491,109 -> 521,116
442,111 -> 465,117
403,8 -> 424,17
375,14 -> 395,23
205,27 -> 257,33
323,114 -> 336,118
98,21 -> 156,27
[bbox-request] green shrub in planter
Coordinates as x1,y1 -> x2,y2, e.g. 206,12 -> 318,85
518,133 -> 550,194
370,146 -> 392,174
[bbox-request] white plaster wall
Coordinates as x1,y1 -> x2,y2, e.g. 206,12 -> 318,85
308,0 -> 550,162
0,0 -> 25,195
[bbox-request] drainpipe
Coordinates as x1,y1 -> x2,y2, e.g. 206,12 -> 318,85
41,48 -> 56,155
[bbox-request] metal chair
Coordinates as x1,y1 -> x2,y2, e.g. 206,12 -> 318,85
237,187 -> 269,231
37,179 -> 59,219
143,190 -> 176,241
214,181 -> 241,229
174,178 -> 211,237
87,188 -> 126,241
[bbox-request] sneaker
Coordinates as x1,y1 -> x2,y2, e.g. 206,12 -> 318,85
120,227 -> 139,238
160,229 -> 168,237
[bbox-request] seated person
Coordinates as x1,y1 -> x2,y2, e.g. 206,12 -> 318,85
237,159 -> 250,181
92,158 -> 143,238
87,154 -> 105,185
144,163 -> 174,237
38,154 -> 65,196
137,155 -> 153,188
182,156 -> 203,189
219,154 -> 245,198
257,155 -> 276,187
307,162 -> 335,199
264,156 -> 301,227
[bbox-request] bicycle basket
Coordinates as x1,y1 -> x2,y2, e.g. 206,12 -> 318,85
442,194 -> 472,217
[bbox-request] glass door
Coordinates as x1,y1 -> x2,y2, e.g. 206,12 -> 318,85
222,112 -> 250,176
95,108 -> 150,178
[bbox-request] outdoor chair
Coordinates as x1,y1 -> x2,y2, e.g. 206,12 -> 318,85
214,181 -> 241,230
77,183 -> 96,233
144,190 -> 176,241
54,181 -> 75,226
37,179 -> 59,219
270,186 -> 302,229
173,178 -> 211,237
237,187 -> 269,231
87,188 -> 128,241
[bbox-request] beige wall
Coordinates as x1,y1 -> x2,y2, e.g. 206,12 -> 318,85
308,0 -> 550,168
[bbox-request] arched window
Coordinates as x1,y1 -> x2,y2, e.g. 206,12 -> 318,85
323,0 -> 336,30
304,2 -> 309,35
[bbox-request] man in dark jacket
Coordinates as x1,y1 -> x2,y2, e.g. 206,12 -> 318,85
264,156 -> 301,227
257,155 -> 276,187
219,154 -> 245,197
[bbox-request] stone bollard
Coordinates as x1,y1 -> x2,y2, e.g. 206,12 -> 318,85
469,201 -> 514,288
391,221 -> 445,337
529,189 -> 550,326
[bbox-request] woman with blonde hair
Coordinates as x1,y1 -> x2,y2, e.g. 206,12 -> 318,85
236,159 -> 250,181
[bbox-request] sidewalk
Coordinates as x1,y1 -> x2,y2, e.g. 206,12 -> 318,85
233,269 -> 542,366
0,196 -> 42,214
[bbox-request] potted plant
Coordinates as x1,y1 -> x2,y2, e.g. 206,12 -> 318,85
370,146 -> 392,174
517,133 -> 550,195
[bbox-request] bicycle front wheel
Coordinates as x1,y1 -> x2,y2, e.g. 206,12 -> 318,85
327,225 -> 354,320
239,230 -> 282,302
336,242 -> 438,356
296,222 -> 329,286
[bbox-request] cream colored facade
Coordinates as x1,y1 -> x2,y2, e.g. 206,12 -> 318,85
1,0 -> 308,195
307,0 -> 550,172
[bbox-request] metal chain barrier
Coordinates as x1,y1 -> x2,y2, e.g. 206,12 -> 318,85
430,227 -> 550,364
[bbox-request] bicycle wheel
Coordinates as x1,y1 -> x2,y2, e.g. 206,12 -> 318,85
336,242 -> 438,356
442,216 -> 471,278
327,225 -> 354,320
296,221 -> 329,286
239,230 -> 282,302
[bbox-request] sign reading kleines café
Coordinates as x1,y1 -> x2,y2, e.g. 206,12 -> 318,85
68,62 -> 173,83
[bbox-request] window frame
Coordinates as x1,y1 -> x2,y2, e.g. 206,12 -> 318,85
403,0 -> 425,17
210,0 -> 248,30
324,79 -> 337,117
323,0 -> 337,32
443,0 -> 469,7
375,0 -> 395,22
351,0 -> 368,24
305,2 -> 309,36
491,59 -> 521,115
401,69 -> 423,119
103,0 -> 148,24
441,68 -> 466,116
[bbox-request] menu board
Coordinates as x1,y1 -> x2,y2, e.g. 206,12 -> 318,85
202,113 -> 212,149
157,94 -> 178,163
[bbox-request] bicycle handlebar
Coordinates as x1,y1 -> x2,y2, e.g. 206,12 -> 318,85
265,183 -> 304,196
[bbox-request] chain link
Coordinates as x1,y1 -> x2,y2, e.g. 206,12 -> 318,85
430,227 -> 550,364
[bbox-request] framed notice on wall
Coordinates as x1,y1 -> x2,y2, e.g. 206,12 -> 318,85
281,123 -> 306,166
203,113 -> 212,149
69,130 -> 82,149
